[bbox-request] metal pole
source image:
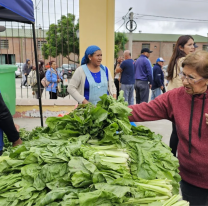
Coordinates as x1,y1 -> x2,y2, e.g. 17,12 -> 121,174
129,12 -> 133,56
32,23 -> 44,127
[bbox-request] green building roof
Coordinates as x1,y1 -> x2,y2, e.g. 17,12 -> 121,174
126,33 -> 208,43
0,28 -> 47,38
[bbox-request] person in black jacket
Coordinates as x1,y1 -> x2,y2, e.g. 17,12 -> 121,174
31,60 -> 45,99
0,92 -> 22,156
151,57 -> 165,100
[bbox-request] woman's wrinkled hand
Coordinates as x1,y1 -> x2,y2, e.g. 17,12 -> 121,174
12,138 -> 22,147
82,99 -> 89,104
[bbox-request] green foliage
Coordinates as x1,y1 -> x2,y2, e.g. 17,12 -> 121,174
114,32 -> 128,58
42,13 -> 79,63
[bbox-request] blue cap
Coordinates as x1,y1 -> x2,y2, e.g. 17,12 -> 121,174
156,57 -> 165,63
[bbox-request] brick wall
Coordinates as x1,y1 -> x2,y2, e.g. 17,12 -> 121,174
117,41 -> 206,66
0,37 -> 78,66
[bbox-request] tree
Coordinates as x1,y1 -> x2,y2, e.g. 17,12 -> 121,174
42,14 -> 128,62
42,13 -> 79,63
114,32 -> 128,59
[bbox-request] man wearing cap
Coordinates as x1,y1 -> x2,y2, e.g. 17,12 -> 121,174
151,57 -> 165,100
134,48 -> 153,104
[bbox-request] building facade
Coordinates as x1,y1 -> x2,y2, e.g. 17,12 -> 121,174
0,29 -> 208,67
121,33 -> 208,65
0,28 -> 78,66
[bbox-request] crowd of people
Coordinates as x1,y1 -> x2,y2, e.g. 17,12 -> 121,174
20,60 -> 63,100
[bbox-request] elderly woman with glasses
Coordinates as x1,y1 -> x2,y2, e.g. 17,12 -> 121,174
68,45 -> 116,105
128,50 -> 208,205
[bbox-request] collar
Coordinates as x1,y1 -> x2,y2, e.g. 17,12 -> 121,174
140,54 -> 148,58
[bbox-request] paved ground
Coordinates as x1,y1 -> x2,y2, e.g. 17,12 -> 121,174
14,117 -> 172,146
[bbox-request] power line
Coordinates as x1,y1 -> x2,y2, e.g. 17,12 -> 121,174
135,13 -> 208,22
115,22 -> 126,32
134,17 -> 208,24
115,19 -> 123,24
176,0 -> 208,2
35,0 -> 42,9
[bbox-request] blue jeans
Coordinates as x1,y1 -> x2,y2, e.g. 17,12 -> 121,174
151,88 -> 161,100
121,84 -> 134,105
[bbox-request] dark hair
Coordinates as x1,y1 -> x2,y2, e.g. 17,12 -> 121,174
86,53 -> 95,64
39,60 -> 44,71
182,50 -> 208,79
167,35 -> 194,80
49,61 -> 55,66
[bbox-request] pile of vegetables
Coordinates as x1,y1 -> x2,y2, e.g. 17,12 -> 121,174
0,92 -> 189,205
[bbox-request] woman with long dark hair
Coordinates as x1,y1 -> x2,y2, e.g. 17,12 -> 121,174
167,35 -> 195,156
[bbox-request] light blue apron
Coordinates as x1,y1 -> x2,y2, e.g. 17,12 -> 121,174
82,64 -> 108,105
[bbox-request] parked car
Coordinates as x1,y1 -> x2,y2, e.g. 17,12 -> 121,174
61,64 -> 73,79
69,63 -> 78,71
62,64 -> 78,71
162,65 -> 168,71
15,63 -> 24,78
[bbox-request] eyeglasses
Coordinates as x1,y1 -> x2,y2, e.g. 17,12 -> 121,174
179,72 -> 204,84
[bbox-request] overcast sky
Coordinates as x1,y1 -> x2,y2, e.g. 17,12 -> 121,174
115,0 -> 208,37
2,0 -> 208,37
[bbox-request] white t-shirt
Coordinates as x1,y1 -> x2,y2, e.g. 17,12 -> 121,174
115,73 -> 120,79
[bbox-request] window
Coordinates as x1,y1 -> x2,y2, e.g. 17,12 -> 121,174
173,44 -> 175,52
142,43 -> 150,49
37,40 -> 47,49
203,45 -> 208,51
0,40 -> 9,49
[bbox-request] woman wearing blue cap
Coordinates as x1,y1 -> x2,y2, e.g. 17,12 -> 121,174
68,45 -> 117,105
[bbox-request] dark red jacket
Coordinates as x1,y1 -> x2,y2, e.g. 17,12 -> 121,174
129,87 -> 208,189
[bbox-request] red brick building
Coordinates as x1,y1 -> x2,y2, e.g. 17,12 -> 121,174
0,28 -> 78,66
122,33 -> 208,65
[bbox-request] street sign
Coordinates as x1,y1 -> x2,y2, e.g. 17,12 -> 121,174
126,20 -> 137,32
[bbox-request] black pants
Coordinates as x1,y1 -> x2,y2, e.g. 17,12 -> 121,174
135,80 -> 149,104
169,123 -> 179,157
181,180 -> 208,205
114,79 -> 120,99
162,87 -> 166,93
49,92 -> 57,99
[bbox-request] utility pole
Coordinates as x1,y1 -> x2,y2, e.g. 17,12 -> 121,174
126,12 -> 136,57
129,12 -> 133,56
